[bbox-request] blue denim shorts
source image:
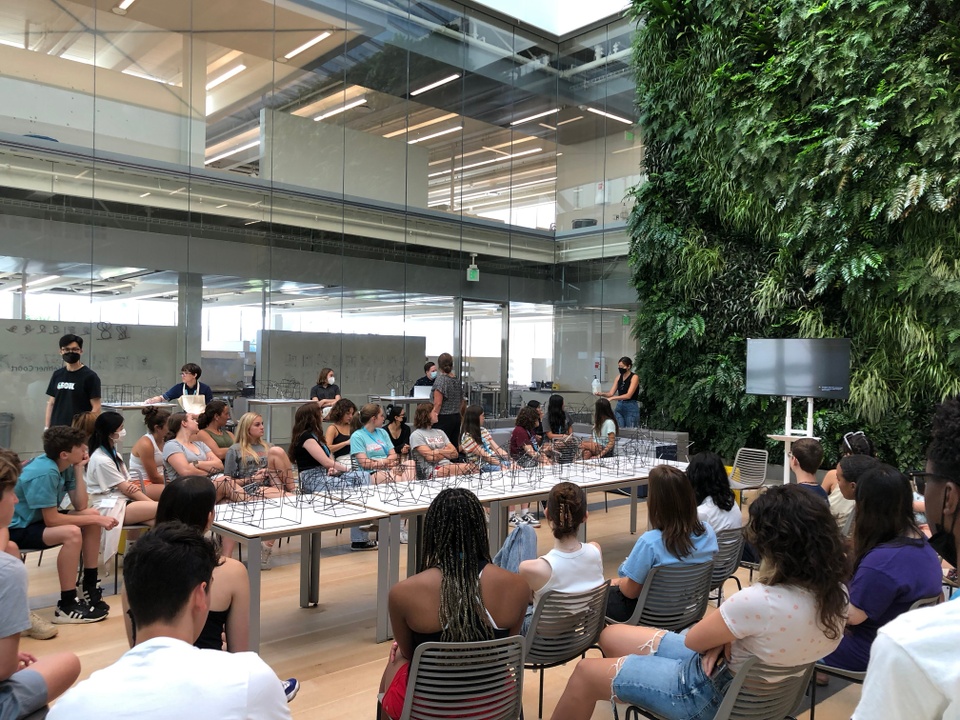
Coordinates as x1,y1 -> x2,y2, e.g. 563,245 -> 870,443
611,631 -> 732,720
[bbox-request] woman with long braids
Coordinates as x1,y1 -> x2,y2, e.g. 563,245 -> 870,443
378,488 -> 529,719
552,485 -> 849,720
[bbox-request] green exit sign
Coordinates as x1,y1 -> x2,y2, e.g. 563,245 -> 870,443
466,266 -> 480,282
621,314 -> 631,326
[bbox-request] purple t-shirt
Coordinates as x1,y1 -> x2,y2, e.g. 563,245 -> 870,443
822,539 -> 942,671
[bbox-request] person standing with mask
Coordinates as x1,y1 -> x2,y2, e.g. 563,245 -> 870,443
853,398 -> 960,719
45,334 -> 101,429
595,356 -> 641,429
409,361 -> 437,397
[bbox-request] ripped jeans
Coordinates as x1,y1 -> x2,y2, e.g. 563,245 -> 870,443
611,631 -> 732,720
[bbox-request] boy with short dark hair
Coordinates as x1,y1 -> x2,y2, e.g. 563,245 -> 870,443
49,522 -> 290,719
790,437 -> 828,501
9,427 -> 118,623
0,449 -> 81,718
45,334 -> 101,429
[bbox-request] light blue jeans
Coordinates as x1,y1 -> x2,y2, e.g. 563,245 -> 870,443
616,399 -> 640,429
611,632 -> 732,720
492,523 -> 539,633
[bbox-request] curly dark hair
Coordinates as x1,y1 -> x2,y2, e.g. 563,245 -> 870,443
928,398 -> 960,481
747,485 -> 848,640
686,451 -> 735,512
421,488 -> 494,643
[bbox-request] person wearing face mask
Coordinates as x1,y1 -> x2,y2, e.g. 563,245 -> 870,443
409,361 -> 438,397
45,334 -> 102,429
853,398 -> 960,719
309,367 -> 341,417
595,356 -> 641,429
84,412 -> 158,526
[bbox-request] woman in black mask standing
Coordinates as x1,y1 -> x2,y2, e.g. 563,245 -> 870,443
596,356 -> 641,429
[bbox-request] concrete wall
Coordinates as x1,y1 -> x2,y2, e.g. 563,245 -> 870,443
0,46 -> 204,166
260,109 -> 429,209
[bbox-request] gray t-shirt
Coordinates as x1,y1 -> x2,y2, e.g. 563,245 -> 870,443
224,443 -> 268,479
162,439 -> 214,481
409,427 -> 452,479
0,551 -> 30,638
432,374 -> 462,415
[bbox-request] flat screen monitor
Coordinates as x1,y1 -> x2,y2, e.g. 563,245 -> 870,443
746,338 -> 851,399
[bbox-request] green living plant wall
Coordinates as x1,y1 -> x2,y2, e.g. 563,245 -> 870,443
626,0 -> 960,469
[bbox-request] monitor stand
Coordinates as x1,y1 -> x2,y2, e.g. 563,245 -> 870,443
767,396 -> 819,485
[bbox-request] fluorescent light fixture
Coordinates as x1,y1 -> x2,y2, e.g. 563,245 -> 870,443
25,275 -> 61,287
0,39 -> 26,50
538,123 -> 556,131
244,220 -> 260,226
204,140 -> 261,165
216,203 -> 228,209
60,53 -> 94,65
93,283 -> 133,293
384,113 -> 459,139
586,107 -> 633,124
408,125 -> 462,144
510,108 -> 558,126
410,73 -> 460,96
556,116 -> 583,126
139,192 -> 151,198
123,69 -> 174,85
128,290 -> 177,301
436,177 -> 556,204
206,64 -> 246,91
118,0 -> 137,9
284,32 -> 331,60
314,97 -> 366,121
428,147 -> 543,177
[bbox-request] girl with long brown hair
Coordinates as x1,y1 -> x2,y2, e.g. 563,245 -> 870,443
606,464 -> 718,622
553,484 -> 849,720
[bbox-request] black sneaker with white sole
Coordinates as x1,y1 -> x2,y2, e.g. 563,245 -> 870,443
77,582 -> 110,615
53,598 -> 108,624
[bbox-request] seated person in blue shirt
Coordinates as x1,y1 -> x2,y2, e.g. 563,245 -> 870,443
146,363 -> 213,406
408,361 -> 437,397
606,464 -> 718,621
0,449 -> 81,719
791,437 -> 828,501
9,427 -> 118,624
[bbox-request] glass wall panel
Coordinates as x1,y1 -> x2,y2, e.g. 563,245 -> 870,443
0,0 -> 639,456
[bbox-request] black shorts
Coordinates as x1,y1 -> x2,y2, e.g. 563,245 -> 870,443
8,521 -> 53,551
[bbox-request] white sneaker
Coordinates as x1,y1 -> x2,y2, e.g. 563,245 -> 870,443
521,512 -> 541,528
509,513 -> 522,528
399,529 -> 409,544
22,611 -> 58,640
261,545 -> 274,571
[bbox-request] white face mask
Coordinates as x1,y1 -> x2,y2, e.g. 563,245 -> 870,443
113,428 -> 127,442
328,376 -> 335,385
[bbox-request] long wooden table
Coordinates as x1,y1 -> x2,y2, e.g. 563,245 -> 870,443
213,456 -> 681,648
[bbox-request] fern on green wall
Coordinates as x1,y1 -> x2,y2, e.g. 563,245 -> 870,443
627,0 -> 960,467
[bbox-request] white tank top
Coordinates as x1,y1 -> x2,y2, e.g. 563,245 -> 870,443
129,433 -> 162,480
533,542 -> 605,604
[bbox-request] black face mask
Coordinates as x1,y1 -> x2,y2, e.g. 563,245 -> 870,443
62,351 -> 81,364
929,493 -> 958,568
618,367 -> 628,374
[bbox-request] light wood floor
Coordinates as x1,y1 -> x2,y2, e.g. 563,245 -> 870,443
20,496 -> 860,719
